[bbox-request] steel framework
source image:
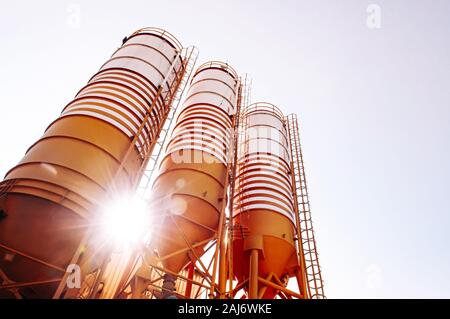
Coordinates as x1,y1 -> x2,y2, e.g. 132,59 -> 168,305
0,29 -> 326,297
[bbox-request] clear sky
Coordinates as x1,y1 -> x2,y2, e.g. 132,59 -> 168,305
1,0 -> 449,298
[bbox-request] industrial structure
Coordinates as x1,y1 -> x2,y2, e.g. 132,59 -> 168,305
0,27 -> 324,299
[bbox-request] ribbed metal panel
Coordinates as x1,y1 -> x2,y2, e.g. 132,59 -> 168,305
234,102 -> 295,223
150,61 -> 238,273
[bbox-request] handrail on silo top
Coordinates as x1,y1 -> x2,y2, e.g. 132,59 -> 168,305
194,61 -> 239,81
241,102 -> 285,122
131,27 -> 183,51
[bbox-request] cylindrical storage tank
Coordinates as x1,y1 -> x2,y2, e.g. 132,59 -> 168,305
0,27 -> 185,299
232,102 -> 299,299
150,61 -> 238,274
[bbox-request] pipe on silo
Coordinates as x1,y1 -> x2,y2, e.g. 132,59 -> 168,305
149,61 -> 238,276
0,27 -> 185,299
232,102 -> 299,299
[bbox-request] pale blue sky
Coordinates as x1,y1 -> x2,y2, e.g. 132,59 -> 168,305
1,0 -> 449,298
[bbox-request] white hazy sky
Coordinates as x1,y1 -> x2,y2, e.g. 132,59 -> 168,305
1,0 -> 450,298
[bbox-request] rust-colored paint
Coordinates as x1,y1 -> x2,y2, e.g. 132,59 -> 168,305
149,61 -> 238,273
0,28 -> 185,298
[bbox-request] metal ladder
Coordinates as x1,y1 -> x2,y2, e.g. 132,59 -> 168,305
233,78 -> 252,240
286,113 -> 325,299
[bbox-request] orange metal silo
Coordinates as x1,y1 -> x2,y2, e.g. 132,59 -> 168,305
149,61 -> 238,277
0,27 -> 188,298
232,102 -> 300,299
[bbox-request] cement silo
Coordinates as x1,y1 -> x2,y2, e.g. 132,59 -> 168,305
232,102 -> 300,299
149,61 -> 238,283
0,27 -> 188,299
